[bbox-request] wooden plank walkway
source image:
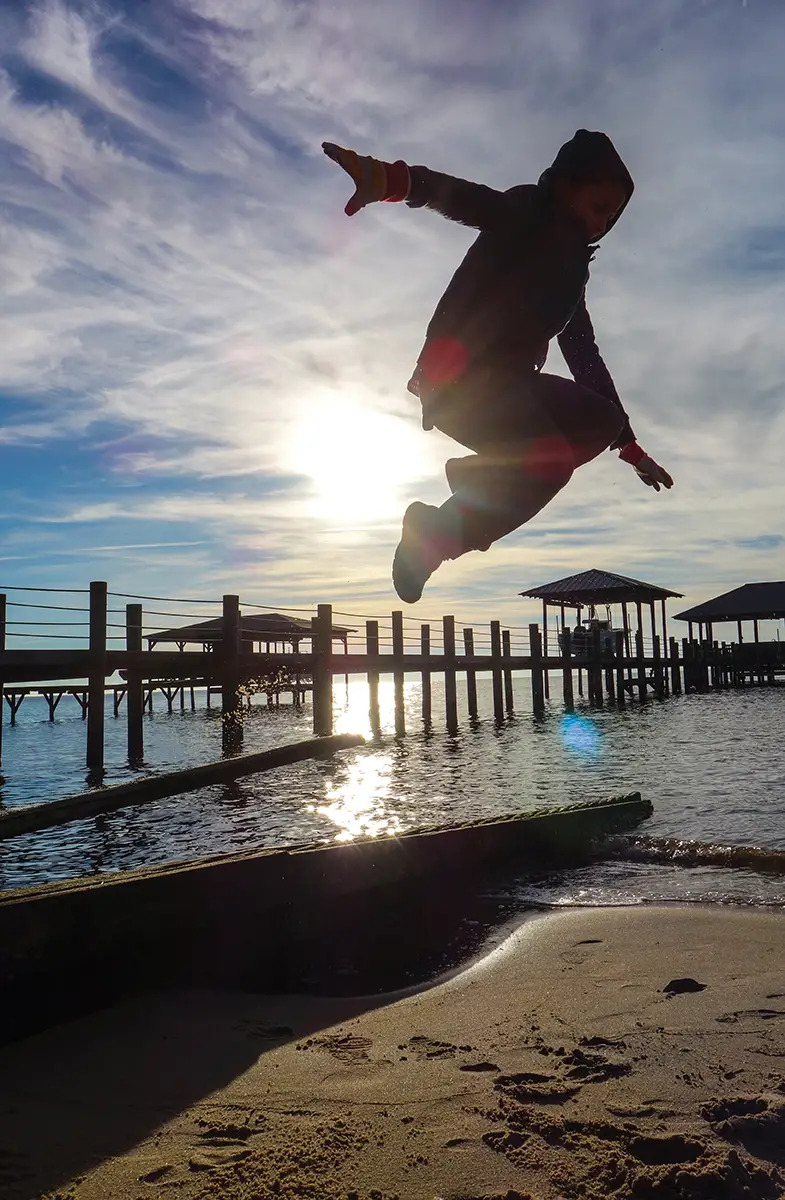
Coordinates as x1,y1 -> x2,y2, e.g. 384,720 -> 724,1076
2,582 -> 784,779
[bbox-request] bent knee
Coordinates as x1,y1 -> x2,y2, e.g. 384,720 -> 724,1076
571,397 -> 625,467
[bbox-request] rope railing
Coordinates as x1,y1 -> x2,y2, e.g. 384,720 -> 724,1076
0,584 -> 88,593
5,601 -> 89,613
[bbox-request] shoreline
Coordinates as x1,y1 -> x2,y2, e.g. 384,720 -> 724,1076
2,903 -> 784,1199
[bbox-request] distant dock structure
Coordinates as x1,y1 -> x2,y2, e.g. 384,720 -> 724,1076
1,573 -> 784,783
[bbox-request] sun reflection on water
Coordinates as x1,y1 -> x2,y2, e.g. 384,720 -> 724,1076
309,752 -> 403,842
333,677 -> 420,738
312,679 -> 422,841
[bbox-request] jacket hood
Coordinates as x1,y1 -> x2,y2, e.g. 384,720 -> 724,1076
538,129 -> 634,237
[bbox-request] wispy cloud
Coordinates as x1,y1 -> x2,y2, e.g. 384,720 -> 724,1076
1,0 -> 784,625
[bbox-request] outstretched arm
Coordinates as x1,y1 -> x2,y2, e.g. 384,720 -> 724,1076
558,298 -> 673,490
558,297 -> 634,449
405,164 -> 509,230
322,141 -> 509,230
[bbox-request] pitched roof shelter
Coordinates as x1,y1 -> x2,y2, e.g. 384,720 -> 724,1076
148,612 -> 355,651
520,568 -> 682,608
674,581 -> 785,642
520,568 -> 684,660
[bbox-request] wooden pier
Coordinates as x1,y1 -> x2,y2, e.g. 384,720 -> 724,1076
1,579 -> 784,781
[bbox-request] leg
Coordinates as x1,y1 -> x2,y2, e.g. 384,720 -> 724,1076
441,372 -> 624,548
392,374 -> 624,602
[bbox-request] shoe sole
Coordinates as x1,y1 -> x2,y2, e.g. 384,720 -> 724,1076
392,502 -> 433,604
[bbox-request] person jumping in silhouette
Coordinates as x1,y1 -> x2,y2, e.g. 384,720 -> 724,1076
323,131 -> 673,603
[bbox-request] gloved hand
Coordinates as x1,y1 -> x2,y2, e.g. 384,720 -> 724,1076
322,142 -> 410,215
619,441 -> 674,492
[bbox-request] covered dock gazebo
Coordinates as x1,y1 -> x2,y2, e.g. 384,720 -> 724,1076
147,612 -> 355,654
674,581 -> 785,645
519,568 -> 684,661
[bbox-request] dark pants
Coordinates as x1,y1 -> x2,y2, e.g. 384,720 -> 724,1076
431,372 -> 626,553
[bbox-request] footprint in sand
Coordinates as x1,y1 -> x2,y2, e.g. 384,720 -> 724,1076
494,1071 -> 581,1104
716,1007 -> 785,1024
561,1046 -> 632,1082
403,1036 -> 464,1061
703,1095 -> 785,1166
304,1033 -> 373,1063
189,1147 -> 252,1171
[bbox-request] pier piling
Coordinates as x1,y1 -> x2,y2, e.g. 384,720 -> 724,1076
126,603 -> 144,763
86,581 -> 107,774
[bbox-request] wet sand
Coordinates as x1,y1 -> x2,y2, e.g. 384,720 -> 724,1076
1,905 -> 784,1199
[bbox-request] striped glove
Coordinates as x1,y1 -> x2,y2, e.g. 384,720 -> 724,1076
322,142 -> 410,216
619,442 -> 674,492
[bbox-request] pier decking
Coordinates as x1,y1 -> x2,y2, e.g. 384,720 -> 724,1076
2,577 -> 784,786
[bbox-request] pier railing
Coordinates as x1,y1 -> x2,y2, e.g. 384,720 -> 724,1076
1,581 -> 784,778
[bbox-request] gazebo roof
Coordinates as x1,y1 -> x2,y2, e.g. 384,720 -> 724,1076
674,582 -> 785,624
520,568 -> 683,607
148,612 -> 355,647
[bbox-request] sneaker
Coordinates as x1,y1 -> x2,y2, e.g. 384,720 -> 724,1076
392,502 -> 446,604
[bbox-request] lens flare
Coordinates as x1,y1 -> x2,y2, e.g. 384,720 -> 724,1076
560,713 -> 603,759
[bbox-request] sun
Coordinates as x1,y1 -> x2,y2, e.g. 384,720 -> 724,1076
288,389 -> 430,524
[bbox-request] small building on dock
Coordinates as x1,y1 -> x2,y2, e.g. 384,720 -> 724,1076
147,612 -> 355,654
520,568 -> 683,659
674,581 -> 785,644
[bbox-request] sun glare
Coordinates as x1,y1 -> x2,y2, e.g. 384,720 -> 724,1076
289,391 -> 429,524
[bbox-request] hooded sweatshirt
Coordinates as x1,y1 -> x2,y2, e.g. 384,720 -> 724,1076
405,130 -> 635,449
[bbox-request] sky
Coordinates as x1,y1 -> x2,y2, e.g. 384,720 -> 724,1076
1,0 -> 785,638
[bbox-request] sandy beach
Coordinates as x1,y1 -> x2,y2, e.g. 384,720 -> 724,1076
1,905 -> 784,1200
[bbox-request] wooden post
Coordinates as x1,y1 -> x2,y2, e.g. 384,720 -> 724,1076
649,601 -> 657,656
421,624 -> 432,727
660,598 -> 669,682
615,630 -> 625,706
366,620 -> 380,733
222,594 -> 242,750
624,600 -> 638,686
443,615 -> 458,732
653,635 -> 664,699
669,637 -> 681,694
562,627 -> 574,710
529,623 -> 545,716
541,598 -> 550,699
737,619 -> 744,644
589,624 -> 603,707
312,603 -> 333,737
0,593 -> 5,767
682,637 -> 692,690
490,620 -> 504,721
502,629 -> 514,713
604,663 -> 615,702
392,610 -> 405,737
635,629 -> 647,701
576,604 -> 583,697
463,628 -> 478,719
86,580 -> 107,773
126,603 -> 144,763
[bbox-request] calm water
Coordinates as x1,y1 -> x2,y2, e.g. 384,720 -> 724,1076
1,677 -> 784,907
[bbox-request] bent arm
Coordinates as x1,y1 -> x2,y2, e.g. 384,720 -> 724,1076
406,164 -> 510,230
558,298 -> 634,449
